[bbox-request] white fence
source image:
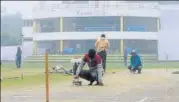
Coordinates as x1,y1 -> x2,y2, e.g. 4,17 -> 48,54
1,46 -> 18,61
1,41 -> 33,61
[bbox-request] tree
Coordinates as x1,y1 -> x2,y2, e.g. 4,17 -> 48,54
1,13 -> 22,46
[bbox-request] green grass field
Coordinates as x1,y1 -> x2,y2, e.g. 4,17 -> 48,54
1,61 -> 179,90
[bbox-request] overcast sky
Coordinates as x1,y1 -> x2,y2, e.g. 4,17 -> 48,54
1,1 -> 39,16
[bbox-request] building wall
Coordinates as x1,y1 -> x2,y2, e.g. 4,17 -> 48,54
33,32 -> 157,40
22,1 -> 160,55
1,41 -> 33,61
1,46 -> 18,61
23,41 -> 33,58
22,27 -> 33,38
32,1 -> 159,18
33,16 -> 159,33
22,18 -> 33,39
123,16 -> 158,32
33,8 -> 159,19
30,16 -> 159,41
22,2 -> 160,41
35,39 -> 157,54
158,9 -> 179,60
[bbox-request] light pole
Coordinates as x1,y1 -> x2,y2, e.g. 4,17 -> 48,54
21,34 -> 24,80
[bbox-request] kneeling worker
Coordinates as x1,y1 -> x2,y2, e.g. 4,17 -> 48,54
128,50 -> 142,74
73,49 -> 104,86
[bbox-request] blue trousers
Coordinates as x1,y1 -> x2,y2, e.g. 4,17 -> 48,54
16,57 -> 21,68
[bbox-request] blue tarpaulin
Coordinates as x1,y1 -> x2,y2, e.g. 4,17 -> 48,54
63,48 -> 75,54
127,25 -> 146,31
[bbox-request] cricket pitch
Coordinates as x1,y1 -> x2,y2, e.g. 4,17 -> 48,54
2,69 -> 179,102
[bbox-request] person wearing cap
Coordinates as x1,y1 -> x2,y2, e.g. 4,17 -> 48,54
128,50 -> 142,74
95,34 -> 110,72
73,49 -> 104,86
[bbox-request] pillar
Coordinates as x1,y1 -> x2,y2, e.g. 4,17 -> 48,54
120,16 -> 124,54
60,17 -> 63,54
33,20 -> 37,55
157,17 -> 160,31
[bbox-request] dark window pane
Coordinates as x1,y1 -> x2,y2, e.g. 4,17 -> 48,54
123,16 -> 158,32
23,20 -> 33,27
63,17 -> 77,32
27,20 -> 30,26
29,20 -> 33,26
63,40 -> 95,54
124,39 -> 157,54
63,16 -> 120,32
38,18 -> 60,32
37,40 -> 60,54
108,40 -> 121,54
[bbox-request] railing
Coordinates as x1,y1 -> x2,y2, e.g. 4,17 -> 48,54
24,54 -> 158,63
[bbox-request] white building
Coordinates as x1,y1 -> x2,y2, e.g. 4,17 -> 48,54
22,1 -> 160,55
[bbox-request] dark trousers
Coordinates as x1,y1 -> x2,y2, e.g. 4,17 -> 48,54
98,50 -> 107,72
73,62 -> 97,82
124,56 -> 128,67
16,56 -> 21,68
79,70 -> 97,82
128,65 -> 142,74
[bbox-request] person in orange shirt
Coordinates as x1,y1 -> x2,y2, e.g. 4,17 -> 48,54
95,34 -> 110,72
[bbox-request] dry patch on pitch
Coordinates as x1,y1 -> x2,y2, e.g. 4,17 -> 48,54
49,69 -> 177,100
2,69 -> 178,102
46,69 -> 172,100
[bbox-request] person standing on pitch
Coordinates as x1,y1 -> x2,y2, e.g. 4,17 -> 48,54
95,34 -> 110,72
15,46 -> 22,68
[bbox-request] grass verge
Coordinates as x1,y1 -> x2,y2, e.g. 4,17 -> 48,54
1,73 -> 72,89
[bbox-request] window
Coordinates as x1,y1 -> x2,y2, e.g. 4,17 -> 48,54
37,40 -> 61,55
124,39 -> 157,54
63,40 -> 95,54
64,40 -> 121,54
23,20 -> 33,27
123,16 -> 158,32
108,40 -> 121,54
38,18 -> 60,32
27,20 -> 33,26
63,16 -> 120,32
63,17 -> 76,32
